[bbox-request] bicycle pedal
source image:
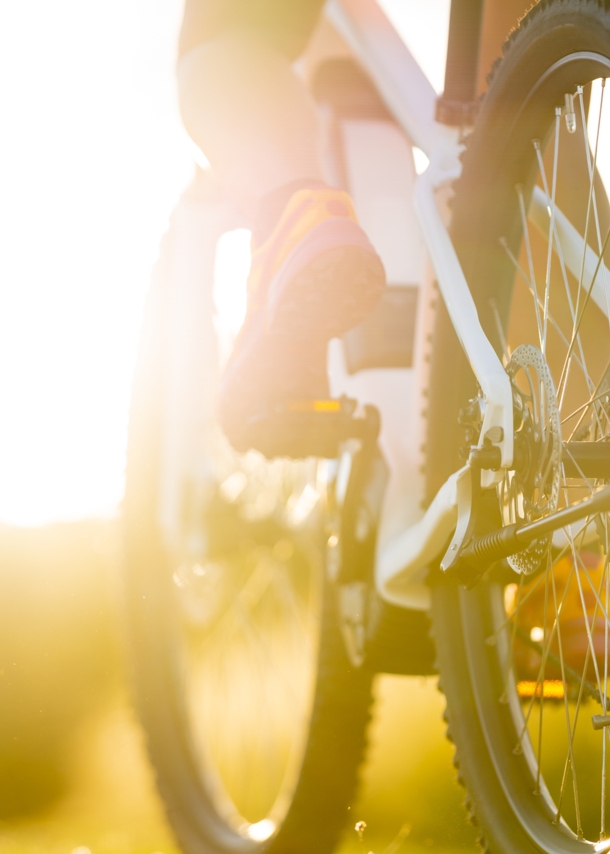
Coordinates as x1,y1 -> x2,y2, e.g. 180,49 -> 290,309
243,396 -> 379,459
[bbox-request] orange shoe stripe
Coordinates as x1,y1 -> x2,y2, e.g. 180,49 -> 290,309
248,188 -> 359,300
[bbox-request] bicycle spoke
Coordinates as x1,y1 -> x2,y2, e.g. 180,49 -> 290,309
600,516 -> 610,839
535,112 -> 561,356
575,81 -> 606,323
550,567 -> 583,835
487,571 -> 547,646
558,223 -> 610,399
563,387 -> 610,427
537,558 -> 551,793
499,571 -> 526,704
559,454 -> 595,499
499,236 -> 591,382
567,531 -> 605,698
178,536 -> 323,827
566,359 -> 610,440
490,297 -> 512,365
504,519 -> 608,820
555,547 -> 608,834
515,557 -> 578,750
518,183 -> 544,347
533,133 -> 597,409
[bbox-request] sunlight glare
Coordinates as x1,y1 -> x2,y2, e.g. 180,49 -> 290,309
213,229 -> 251,367
0,0 -> 193,525
588,79 -> 610,196
246,819 -> 276,842
379,0 -> 450,93
0,1 -> 446,526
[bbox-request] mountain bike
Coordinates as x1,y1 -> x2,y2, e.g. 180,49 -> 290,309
124,1 -> 610,851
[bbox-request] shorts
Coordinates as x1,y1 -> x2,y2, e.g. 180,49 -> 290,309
179,0 -> 326,61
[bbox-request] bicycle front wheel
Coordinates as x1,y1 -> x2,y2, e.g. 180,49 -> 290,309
123,247 -> 373,854
429,1 -> 610,851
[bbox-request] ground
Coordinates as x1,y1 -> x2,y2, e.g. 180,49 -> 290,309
0,520 -> 477,854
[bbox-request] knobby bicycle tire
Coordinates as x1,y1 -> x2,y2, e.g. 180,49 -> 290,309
428,1 -> 610,851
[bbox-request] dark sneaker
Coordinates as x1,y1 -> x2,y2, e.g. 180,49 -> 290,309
218,186 -> 386,454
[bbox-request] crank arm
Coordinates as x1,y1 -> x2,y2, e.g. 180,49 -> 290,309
443,484 -> 610,580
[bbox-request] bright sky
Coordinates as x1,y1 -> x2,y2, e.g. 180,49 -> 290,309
0,0 -> 450,525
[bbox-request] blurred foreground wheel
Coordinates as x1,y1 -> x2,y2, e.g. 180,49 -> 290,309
123,235 -> 373,854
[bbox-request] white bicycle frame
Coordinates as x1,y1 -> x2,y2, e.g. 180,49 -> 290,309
158,0 -> 604,613
326,0 -> 512,608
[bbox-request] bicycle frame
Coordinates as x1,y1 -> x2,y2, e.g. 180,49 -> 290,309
330,0 -> 512,460
131,6 -> 610,847
328,0 -> 610,610
157,0 -> 605,614
325,0 -> 513,607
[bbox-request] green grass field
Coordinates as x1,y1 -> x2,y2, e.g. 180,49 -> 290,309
0,520 -> 477,854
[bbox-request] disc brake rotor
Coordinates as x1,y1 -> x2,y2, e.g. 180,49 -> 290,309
503,344 -> 562,574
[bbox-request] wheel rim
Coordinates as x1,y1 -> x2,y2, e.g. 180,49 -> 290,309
466,55 -> 610,846
167,464 -> 324,842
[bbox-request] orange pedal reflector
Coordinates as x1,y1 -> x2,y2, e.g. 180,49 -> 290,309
517,680 -> 564,700
287,399 -> 342,413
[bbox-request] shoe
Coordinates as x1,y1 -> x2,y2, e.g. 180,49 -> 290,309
218,186 -> 386,454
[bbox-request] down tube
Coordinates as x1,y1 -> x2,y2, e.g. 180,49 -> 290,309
414,169 -> 514,473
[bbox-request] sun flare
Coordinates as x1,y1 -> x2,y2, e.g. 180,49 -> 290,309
1,0 -> 454,525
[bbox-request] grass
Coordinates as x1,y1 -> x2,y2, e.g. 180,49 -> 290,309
0,519 -> 478,854
0,678 -> 477,854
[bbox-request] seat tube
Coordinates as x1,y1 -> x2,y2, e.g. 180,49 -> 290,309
436,0 -> 485,125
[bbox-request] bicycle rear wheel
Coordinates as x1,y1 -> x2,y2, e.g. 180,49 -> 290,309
429,1 -> 610,850
123,233 -> 373,854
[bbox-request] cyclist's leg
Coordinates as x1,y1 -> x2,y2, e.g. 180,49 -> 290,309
178,0 -> 324,62
175,0 -> 386,454
177,0 -> 326,221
